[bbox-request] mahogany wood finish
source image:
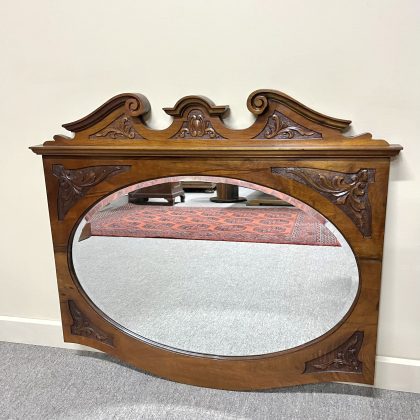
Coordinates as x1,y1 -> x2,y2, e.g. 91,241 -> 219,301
31,89 -> 402,390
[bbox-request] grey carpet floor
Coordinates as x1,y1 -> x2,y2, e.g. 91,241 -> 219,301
1,342 -> 419,420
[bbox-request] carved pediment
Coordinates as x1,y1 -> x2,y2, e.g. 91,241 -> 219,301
33,89 -> 401,159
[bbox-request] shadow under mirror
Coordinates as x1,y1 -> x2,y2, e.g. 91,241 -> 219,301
71,176 -> 359,357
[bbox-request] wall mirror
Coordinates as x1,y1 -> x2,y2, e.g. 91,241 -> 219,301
31,89 -> 401,390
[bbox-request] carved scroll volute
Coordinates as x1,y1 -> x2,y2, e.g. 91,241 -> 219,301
48,93 -> 151,142
62,93 -> 150,133
247,89 -> 352,131
245,89 -> 378,142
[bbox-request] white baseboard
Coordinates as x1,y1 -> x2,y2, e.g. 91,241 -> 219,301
1,316 -> 419,393
0,315 -> 93,351
375,356 -> 420,394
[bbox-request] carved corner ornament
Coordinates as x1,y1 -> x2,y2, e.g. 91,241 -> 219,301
255,111 -> 322,139
68,300 -> 114,346
304,331 -> 364,374
172,109 -> 224,139
52,164 -> 130,220
89,115 -> 143,139
271,167 -> 375,237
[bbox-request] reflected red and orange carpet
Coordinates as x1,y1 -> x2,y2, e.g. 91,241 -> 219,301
83,205 -> 340,247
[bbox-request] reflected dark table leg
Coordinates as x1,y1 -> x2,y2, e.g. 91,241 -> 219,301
210,184 -> 247,203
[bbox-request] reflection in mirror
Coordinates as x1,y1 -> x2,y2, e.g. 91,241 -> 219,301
72,177 -> 359,356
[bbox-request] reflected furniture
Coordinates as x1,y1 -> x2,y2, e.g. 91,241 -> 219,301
128,182 -> 185,205
180,181 -> 216,192
246,191 -> 290,207
30,89 -> 402,390
210,183 -> 246,203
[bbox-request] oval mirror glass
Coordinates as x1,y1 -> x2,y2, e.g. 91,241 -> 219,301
71,176 -> 359,356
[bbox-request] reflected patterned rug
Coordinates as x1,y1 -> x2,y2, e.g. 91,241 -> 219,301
82,204 -> 340,246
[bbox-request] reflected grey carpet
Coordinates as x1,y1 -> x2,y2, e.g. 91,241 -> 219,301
73,234 -> 358,356
1,342 -> 419,420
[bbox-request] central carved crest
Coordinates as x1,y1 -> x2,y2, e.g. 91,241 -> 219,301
185,112 -> 208,137
172,109 -> 224,139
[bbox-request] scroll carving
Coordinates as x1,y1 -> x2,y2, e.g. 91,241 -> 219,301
53,164 -> 130,220
304,331 -> 363,374
271,167 -> 375,236
256,111 -> 322,139
62,93 -> 150,133
90,115 -> 143,139
172,110 -> 224,139
68,300 -> 113,346
247,89 -> 352,131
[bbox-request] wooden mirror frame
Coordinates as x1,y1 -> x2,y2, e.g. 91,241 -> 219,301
30,89 -> 402,390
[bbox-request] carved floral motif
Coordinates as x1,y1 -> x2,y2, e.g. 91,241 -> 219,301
68,300 -> 113,346
90,115 -> 143,139
256,111 -> 322,139
172,109 -> 224,139
304,331 -> 363,374
271,167 -> 375,237
52,164 -> 130,220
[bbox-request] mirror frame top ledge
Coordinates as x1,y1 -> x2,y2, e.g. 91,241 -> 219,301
30,89 -> 402,391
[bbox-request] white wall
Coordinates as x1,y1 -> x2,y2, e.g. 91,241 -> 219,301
0,0 -> 419,392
